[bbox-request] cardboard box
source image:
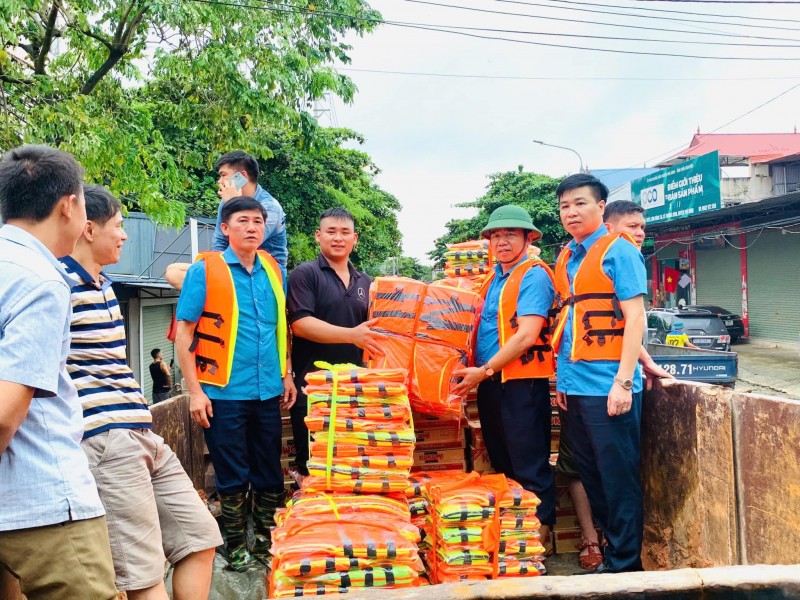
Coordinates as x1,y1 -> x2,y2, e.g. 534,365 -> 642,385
281,436 -> 296,458
413,447 -> 466,466
414,419 -> 465,449
410,461 -> 467,473
554,507 -> 580,531
551,411 -> 561,429
470,446 -> 495,474
550,431 -> 561,453
554,527 -> 582,553
541,528 -> 554,557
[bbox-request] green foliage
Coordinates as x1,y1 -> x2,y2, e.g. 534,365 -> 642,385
256,126 -> 402,269
429,170 -> 569,267
0,0 -> 380,226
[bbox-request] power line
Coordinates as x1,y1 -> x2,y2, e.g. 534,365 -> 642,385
340,67 -> 800,81
596,81 -> 800,178
391,21 -> 800,59
633,0 -> 800,3
488,0 -> 800,32
186,0 -> 800,58
401,0 -> 800,42
542,0 -> 800,24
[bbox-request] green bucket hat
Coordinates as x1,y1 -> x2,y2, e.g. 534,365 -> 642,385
481,205 -> 543,241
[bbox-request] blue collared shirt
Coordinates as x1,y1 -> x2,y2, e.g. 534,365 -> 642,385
475,259 -> 555,367
0,225 -> 105,531
177,247 -> 285,401
211,185 -> 288,268
556,226 -> 647,396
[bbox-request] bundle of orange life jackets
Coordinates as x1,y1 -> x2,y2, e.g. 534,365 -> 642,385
302,364 -> 416,495
367,277 -> 483,419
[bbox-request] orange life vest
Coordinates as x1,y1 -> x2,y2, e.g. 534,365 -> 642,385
189,250 -> 287,386
550,233 -> 635,361
479,258 -> 556,381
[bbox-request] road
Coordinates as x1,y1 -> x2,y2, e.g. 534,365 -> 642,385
733,340 -> 800,400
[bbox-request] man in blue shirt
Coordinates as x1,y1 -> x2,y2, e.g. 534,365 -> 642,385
165,150 -> 288,289
554,174 -> 647,574
175,196 -> 296,572
453,205 -> 557,554
0,145 -> 117,598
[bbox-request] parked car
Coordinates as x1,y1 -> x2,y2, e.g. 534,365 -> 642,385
686,305 -> 745,343
647,308 -> 731,351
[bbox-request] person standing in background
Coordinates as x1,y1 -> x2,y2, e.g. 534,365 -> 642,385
150,348 -> 173,403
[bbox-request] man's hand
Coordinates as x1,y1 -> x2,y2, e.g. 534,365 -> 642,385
217,179 -> 241,202
280,374 -> 297,410
190,390 -> 214,428
350,319 -> 386,358
641,360 -> 674,390
607,383 -> 632,417
452,366 -> 485,396
556,390 -> 568,411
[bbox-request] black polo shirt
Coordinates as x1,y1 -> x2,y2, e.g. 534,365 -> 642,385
287,253 -> 371,384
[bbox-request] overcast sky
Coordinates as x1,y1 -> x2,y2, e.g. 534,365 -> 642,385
323,0 -> 800,262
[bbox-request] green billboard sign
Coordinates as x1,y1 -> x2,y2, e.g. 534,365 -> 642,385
630,151 -> 721,224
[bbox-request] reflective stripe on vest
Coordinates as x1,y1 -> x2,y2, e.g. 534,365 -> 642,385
192,250 -> 286,386
551,233 -> 635,362
480,258 -> 556,381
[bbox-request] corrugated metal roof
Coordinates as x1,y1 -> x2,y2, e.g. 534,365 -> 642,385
660,133 -> 800,167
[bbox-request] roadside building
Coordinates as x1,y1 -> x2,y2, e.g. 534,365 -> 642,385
638,132 -> 800,345
104,214 -> 215,401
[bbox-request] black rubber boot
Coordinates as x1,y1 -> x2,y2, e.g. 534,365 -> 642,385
219,491 -> 258,572
251,490 -> 285,564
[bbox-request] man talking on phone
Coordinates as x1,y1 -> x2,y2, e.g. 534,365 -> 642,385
166,150 -> 287,289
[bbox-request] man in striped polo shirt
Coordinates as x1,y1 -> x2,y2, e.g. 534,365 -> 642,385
61,185 -> 222,599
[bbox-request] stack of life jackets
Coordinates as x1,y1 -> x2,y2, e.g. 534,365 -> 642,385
404,470 -> 472,566
269,491 -> 423,597
420,472 -> 544,583
423,472 -> 500,583
443,240 -> 493,283
367,277 -> 483,419
302,364 -> 416,494
496,478 -> 546,577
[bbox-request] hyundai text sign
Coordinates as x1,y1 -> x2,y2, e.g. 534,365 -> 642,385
631,151 -> 721,224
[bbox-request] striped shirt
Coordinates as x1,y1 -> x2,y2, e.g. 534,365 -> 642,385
60,256 -> 152,439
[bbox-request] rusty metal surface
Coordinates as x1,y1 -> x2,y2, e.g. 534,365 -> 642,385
641,380 -> 737,570
732,392 -> 800,565
150,394 -> 206,491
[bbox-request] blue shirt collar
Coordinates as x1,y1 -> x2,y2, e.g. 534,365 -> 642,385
568,224 -> 608,254
493,254 -> 529,279
222,246 -> 264,272
58,255 -> 113,289
0,224 -> 71,284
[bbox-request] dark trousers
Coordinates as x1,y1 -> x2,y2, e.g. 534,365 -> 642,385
203,398 -> 284,494
566,392 -> 643,572
477,377 -> 555,526
289,390 -> 310,476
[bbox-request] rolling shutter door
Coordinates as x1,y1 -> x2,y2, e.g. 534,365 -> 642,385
695,246 -> 740,311
141,303 -> 176,401
746,230 -> 800,343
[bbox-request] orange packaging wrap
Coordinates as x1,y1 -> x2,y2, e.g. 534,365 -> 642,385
368,277 -> 483,420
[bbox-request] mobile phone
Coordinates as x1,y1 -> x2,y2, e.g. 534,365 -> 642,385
228,172 -> 248,191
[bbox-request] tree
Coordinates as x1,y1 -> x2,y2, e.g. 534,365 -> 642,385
254,126 -> 402,269
429,169 -> 569,267
0,0 -> 380,225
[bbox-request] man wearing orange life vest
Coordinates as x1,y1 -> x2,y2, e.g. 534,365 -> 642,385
552,174 -> 647,574
175,196 -> 297,572
453,205 -> 557,549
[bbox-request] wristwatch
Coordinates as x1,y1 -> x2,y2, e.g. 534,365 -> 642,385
614,376 -> 634,390
482,363 -> 495,378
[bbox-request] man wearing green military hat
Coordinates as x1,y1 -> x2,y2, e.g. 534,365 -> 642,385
454,204 -> 557,557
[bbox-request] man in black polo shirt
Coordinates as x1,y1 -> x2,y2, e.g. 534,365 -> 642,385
287,207 -> 385,483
